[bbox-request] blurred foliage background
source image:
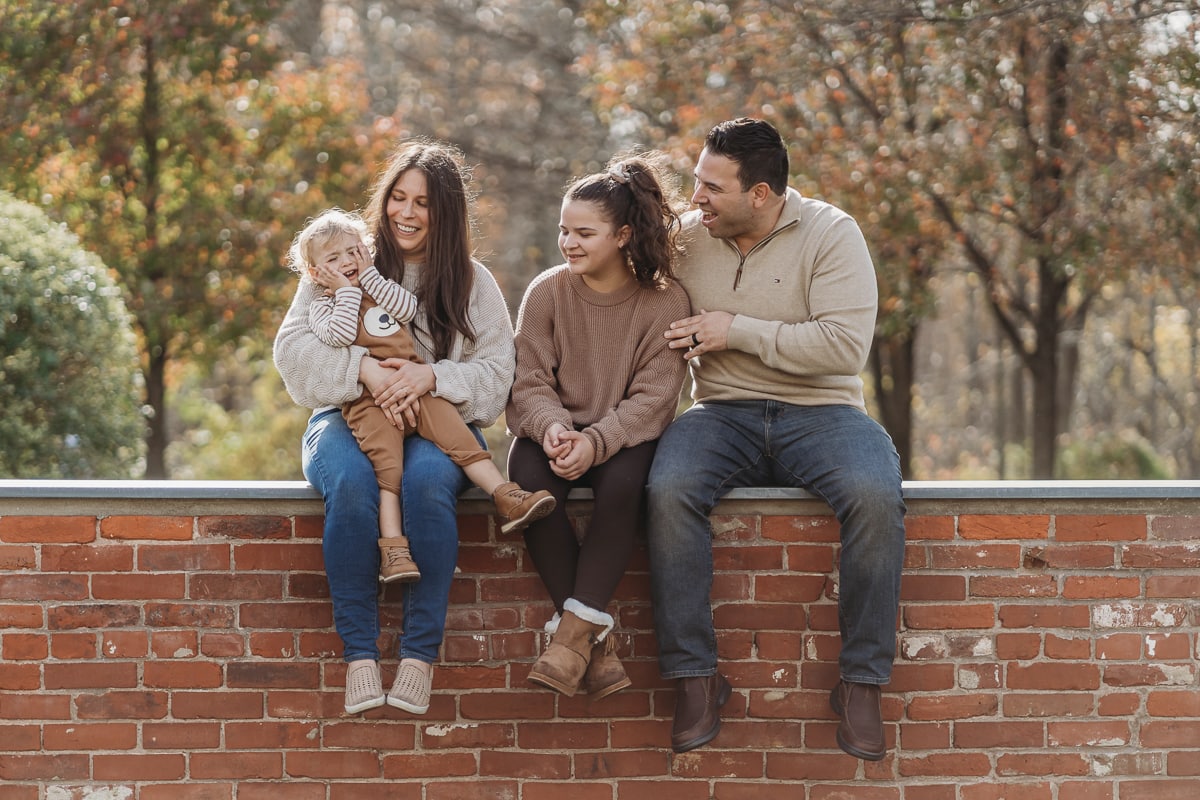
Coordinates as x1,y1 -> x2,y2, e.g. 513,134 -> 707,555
1,0 -> 1197,481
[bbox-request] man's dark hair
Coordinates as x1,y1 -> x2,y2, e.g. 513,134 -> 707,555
704,118 -> 789,195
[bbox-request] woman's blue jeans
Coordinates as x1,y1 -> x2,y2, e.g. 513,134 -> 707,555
301,408 -> 476,664
646,400 -> 906,685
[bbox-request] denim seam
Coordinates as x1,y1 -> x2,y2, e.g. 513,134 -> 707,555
707,456 -> 765,510
840,674 -> 889,686
661,669 -> 718,681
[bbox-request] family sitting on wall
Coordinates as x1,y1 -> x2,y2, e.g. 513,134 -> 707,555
273,118 -> 907,761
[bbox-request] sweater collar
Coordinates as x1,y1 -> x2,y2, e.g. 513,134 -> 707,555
776,188 -> 805,231
566,268 -> 642,306
723,189 -> 804,262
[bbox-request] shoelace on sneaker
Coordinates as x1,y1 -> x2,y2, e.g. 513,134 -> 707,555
495,486 -> 526,504
382,545 -> 413,565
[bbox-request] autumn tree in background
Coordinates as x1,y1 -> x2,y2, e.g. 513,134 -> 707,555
2,0 -> 1196,480
0,192 -> 144,478
1070,5 -> 1200,478
331,0 -> 614,302
0,0 -> 380,477
578,0 -> 1200,478
802,0 -> 1200,478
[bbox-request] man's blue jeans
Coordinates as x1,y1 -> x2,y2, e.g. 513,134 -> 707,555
301,408 -> 477,664
647,400 -> 906,685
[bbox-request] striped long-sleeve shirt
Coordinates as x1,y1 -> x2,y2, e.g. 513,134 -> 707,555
307,265 -> 419,348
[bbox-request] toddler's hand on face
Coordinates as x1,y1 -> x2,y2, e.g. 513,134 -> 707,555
311,262 -> 352,292
354,242 -> 372,271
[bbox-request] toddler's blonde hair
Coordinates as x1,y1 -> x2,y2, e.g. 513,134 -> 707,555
286,208 -> 371,275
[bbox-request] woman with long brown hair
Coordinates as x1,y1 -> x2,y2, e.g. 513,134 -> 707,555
274,140 -> 516,715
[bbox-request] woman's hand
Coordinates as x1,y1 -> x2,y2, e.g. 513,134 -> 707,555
374,359 -> 436,426
550,430 -> 594,480
360,357 -> 416,427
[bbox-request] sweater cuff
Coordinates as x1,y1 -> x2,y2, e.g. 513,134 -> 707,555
530,409 -> 574,445
727,313 -> 771,354
583,427 -> 610,467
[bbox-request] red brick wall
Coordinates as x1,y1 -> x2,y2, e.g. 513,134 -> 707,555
2,484 -> 1199,798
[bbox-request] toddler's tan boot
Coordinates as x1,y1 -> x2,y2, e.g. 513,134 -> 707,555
379,537 -> 420,583
492,481 -> 556,534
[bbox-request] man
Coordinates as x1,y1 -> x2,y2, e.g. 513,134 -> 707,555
650,118 -> 906,760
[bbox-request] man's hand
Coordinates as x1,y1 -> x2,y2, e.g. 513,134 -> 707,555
665,308 -> 734,358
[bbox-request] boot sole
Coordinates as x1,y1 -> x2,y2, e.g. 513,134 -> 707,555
500,495 -> 557,535
834,729 -> 886,761
379,571 -> 421,584
586,675 -> 632,701
528,670 -> 578,697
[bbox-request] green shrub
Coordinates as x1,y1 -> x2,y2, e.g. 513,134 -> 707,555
0,192 -> 144,477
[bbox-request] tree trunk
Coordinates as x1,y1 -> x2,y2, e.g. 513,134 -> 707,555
869,332 -> 915,479
1057,326 -> 1081,449
1189,305 -> 1198,477
993,324 -> 1008,479
139,33 -> 167,478
1029,311 -> 1061,479
1010,360 -> 1027,460
144,343 -> 168,479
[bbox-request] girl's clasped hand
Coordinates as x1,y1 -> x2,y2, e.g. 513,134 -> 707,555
541,422 -> 595,480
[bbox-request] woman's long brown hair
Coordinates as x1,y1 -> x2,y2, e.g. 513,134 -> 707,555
366,140 -> 476,360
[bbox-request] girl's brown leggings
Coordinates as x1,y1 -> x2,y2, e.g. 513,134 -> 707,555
507,436 -> 659,613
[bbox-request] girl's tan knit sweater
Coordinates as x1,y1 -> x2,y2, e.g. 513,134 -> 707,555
506,265 -> 691,466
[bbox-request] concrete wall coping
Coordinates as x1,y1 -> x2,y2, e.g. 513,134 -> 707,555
2,479 -> 1199,517
4,478 -> 1199,499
